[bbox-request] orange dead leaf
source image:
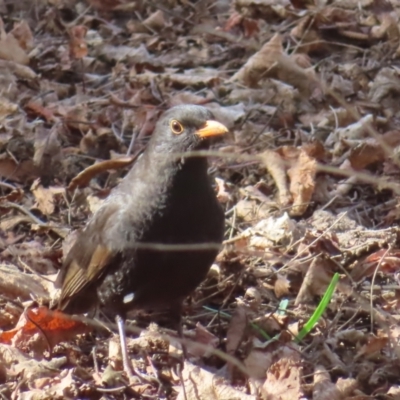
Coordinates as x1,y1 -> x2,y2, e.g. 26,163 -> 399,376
69,25 -> 88,59
224,12 -> 243,32
25,101 -> 56,123
67,156 -> 135,191
0,306 -> 91,350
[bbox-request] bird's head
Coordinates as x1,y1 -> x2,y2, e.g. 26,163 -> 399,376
149,105 -> 228,158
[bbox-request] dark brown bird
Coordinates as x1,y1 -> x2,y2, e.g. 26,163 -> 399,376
54,105 -> 227,376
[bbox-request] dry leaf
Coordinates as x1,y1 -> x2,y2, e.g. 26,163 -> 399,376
69,25 -> 88,59
10,20 -> 33,51
31,179 -> 65,216
0,17 -> 29,65
295,256 -> 335,305
287,149 -> 317,216
259,149 -> 291,206
262,358 -> 303,400
356,336 -> 389,359
226,305 -> 248,356
177,363 -> 257,400
68,157 -> 135,191
313,364 -> 342,400
0,307 -> 91,353
274,274 -> 291,298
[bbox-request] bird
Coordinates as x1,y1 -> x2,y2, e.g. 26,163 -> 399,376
53,104 -> 228,377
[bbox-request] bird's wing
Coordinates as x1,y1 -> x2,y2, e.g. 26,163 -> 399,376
56,202 -> 120,310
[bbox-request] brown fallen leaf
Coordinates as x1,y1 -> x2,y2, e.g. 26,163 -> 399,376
10,20 -> 33,51
176,362 -> 257,400
262,358 -> 303,400
25,101 -> 56,123
0,264 -> 52,304
313,364 -> 342,400
295,256 -> 336,305
244,349 -> 273,380
355,335 -> 389,359
67,156 -> 135,191
350,249 -> 400,281
287,149 -> 317,216
69,25 -> 88,59
259,149 -> 291,207
0,157 -> 39,182
274,274 -> 291,298
226,305 -> 248,357
186,323 -> 219,358
0,97 -> 18,121
0,188 -> 23,204
31,179 -> 65,216
0,17 -> 29,65
230,33 -> 320,97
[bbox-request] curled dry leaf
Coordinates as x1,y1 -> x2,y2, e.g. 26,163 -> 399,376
261,146 -> 317,213
287,149 -> 317,216
259,149 -> 291,206
67,156 -> 134,191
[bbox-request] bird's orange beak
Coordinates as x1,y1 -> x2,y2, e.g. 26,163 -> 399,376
195,120 -> 228,138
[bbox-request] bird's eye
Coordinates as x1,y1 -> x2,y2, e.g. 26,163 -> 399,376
170,120 -> 184,135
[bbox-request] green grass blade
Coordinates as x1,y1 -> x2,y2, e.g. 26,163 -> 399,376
295,272 -> 340,343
